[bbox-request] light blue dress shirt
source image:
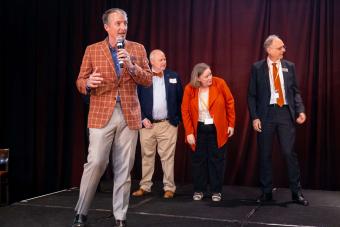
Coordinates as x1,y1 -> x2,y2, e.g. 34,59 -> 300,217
152,76 -> 168,120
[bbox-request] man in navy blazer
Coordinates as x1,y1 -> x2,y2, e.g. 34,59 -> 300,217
132,49 -> 183,198
248,35 -> 308,206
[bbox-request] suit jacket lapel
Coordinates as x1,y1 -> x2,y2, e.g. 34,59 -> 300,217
163,72 -> 169,100
261,61 -> 270,94
99,40 -> 118,80
208,79 -> 218,109
122,41 -> 133,78
281,60 -> 289,92
192,88 -> 199,114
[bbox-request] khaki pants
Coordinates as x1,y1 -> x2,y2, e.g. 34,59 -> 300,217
139,120 -> 178,192
75,104 -> 138,220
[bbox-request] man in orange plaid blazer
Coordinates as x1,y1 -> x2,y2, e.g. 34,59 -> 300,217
73,8 -> 152,227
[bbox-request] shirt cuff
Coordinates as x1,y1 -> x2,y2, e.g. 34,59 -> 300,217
127,64 -> 136,75
85,85 -> 91,94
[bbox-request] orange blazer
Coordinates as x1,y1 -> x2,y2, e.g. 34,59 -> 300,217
181,76 -> 235,151
76,38 -> 152,129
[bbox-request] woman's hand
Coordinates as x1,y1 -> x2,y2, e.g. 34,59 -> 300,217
227,127 -> 234,137
187,134 -> 196,145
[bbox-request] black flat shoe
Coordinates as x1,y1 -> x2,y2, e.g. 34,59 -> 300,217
72,214 -> 87,227
292,192 -> 309,206
114,219 -> 127,227
256,192 -> 273,203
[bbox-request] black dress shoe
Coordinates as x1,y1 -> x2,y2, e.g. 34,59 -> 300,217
114,219 -> 127,227
72,214 -> 87,227
292,192 -> 309,206
256,192 -> 273,203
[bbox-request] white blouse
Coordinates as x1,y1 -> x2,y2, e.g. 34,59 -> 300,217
198,89 -> 211,122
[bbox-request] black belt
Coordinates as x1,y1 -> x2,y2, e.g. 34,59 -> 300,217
152,118 -> 168,123
268,104 -> 288,108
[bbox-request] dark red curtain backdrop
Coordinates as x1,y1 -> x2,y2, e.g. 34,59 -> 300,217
1,0 -> 339,202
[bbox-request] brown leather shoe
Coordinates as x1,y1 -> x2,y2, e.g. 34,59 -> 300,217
132,188 -> 149,197
163,190 -> 174,199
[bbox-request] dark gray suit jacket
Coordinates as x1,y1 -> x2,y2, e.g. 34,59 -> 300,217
247,59 -> 305,123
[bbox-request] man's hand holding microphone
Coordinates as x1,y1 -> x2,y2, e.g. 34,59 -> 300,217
117,38 -> 134,69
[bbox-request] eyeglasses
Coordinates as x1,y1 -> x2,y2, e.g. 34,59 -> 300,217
270,45 -> 286,51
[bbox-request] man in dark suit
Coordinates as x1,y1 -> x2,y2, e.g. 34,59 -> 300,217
132,49 -> 183,199
247,34 -> 308,206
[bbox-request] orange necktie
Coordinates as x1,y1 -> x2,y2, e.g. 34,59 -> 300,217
272,63 -> 284,107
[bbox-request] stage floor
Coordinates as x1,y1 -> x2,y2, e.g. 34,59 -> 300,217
0,182 -> 339,227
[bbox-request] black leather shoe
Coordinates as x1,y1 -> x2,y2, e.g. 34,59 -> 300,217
256,192 -> 273,203
114,219 -> 127,227
292,192 -> 309,206
72,214 -> 87,227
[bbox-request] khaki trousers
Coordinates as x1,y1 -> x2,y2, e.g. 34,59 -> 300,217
75,104 -> 138,220
139,120 -> 178,192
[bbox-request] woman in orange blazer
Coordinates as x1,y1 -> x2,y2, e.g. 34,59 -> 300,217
181,63 -> 235,202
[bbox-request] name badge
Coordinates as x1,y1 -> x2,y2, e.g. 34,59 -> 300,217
204,118 -> 214,125
282,67 -> 288,72
169,78 -> 177,83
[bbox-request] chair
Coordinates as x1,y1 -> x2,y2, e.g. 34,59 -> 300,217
0,148 -> 9,205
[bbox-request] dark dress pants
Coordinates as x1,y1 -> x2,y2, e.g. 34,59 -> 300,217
258,105 -> 302,194
191,122 -> 226,193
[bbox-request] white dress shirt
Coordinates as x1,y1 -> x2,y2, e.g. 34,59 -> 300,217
267,58 -> 287,105
152,76 -> 168,120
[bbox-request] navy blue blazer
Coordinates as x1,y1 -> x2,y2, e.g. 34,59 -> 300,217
247,59 -> 305,123
137,69 -> 183,127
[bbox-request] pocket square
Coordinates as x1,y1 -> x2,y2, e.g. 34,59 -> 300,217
282,67 -> 288,72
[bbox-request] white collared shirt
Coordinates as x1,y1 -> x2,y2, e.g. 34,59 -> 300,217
152,76 -> 168,120
267,58 -> 287,105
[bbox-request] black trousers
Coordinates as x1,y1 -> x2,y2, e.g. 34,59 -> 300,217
258,105 -> 302,194
191,122 -> 226,193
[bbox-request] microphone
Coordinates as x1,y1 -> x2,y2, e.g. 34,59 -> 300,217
117,38 -> 125,68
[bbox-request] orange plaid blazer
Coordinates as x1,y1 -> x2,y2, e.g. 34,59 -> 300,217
76,39 -> 152,129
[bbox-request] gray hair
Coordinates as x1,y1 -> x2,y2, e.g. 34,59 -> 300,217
190,63 -> 210,88
102,8 -> 128,25
263,34 -> 280,50
149,49 -> 165,61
